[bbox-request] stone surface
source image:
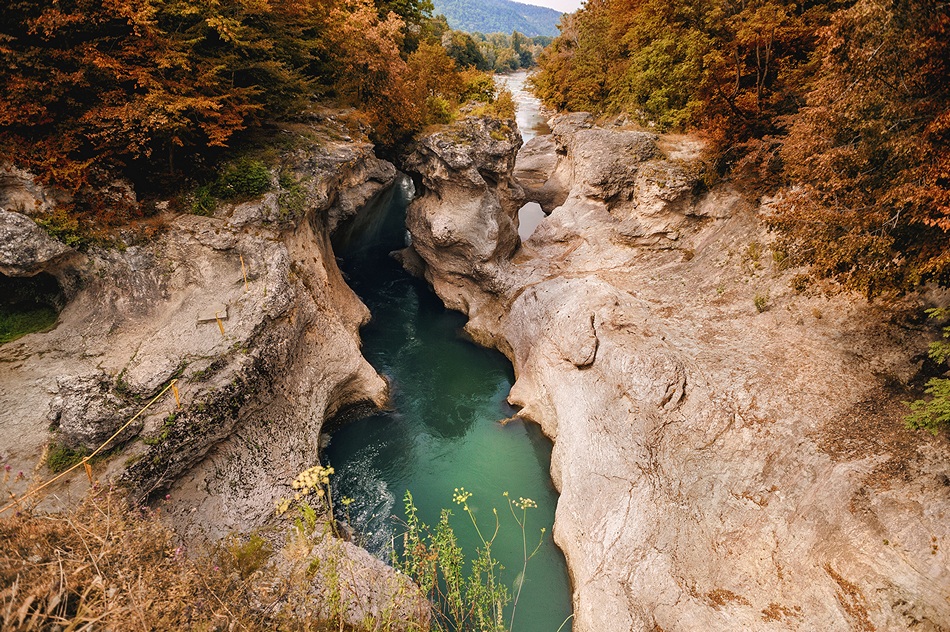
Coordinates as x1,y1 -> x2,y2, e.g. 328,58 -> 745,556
397,116 -> 523,325
0,165 -> 69,216
402,116 -> 950,631
0,122 -> 393,572
280,534 -> 432,631
0,209 -> 75,277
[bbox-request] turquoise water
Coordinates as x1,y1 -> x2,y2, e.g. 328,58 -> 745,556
327,177 -> 573,631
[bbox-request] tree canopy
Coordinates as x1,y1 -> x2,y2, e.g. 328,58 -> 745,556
0,0 -> 507,207
532,0 -> 949,296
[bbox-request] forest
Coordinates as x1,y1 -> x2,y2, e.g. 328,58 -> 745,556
0,0 -> 506,219
432,0 -> 562,37
443,29 -> 551,72
533,0 -> 949,298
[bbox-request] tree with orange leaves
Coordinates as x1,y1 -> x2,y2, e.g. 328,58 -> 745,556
771,0 -> 950,295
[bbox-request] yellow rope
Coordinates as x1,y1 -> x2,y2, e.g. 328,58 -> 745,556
0,379 -> 179,516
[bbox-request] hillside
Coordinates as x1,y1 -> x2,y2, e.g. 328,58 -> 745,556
432,0 -> 562,36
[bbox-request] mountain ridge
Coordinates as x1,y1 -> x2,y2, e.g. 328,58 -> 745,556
432,0 -> 562,37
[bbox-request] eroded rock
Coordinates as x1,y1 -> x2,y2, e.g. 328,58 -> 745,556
402,115 -> 950,631
0,209 -> 75,277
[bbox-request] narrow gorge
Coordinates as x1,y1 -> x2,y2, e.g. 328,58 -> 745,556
2,93 -> 949,631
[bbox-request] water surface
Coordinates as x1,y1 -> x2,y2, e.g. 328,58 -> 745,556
499,71 -> 552,143
327,178 -> 573,631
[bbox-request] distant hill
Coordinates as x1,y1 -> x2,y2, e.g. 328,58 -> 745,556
432,0 -> 563,37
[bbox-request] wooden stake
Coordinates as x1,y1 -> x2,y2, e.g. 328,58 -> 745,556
83,459 -> 93,485
172,380 -> 181,410
215,312 -> 225,336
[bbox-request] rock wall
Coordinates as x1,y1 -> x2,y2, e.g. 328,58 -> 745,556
401,114 -> 950,631
0,124 -> 391,540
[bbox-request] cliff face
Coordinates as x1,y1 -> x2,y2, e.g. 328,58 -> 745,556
401,113 -> 950,631
0,123 -> 391,536
0,119 -> 436,628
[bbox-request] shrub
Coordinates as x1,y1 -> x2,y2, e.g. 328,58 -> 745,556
222,533 -> 273,579
487,88 -> 516,120
905,308 -> 950,434
190,185 -> 216,216
214,158 -> 272,200
753,292 -> 769,313
34,209 -> 89,249
459,70 -> 497,104
426,96 -> 455,125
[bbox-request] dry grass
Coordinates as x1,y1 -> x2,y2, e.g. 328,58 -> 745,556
0,487 -> 408,632
1,488 -> 266,630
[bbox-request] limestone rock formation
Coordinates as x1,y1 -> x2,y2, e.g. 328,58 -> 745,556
280,534 -> 432,631
0,124 -> 390,542
402,115 -> 950,631
398,116 -> 524,336
0,209 -> 75,277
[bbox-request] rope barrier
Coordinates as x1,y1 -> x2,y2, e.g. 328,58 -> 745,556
0,378 -> 179,516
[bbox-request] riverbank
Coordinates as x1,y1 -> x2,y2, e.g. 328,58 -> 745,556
0,116 -> 434,628
399,111 -> 950,630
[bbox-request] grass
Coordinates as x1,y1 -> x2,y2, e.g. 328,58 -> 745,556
0,306 -> 57,344
0,488 -> 430,631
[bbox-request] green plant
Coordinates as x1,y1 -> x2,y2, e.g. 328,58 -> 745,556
393,487 -> 547,632
277,171 -> 308,219
143,412 -> 178,445
189,158 -> 273,216
34,209 -> 89,249
771,247 -> 788,266
223,533 -> 273,579
487,88 -> 516,120
276,464 -> 336,534
0,306 -> 57,344
426,96 -> 454,125
46,443 -> 88,473
216,158 -> 272,199
743,241 -> 762,271
190,184 -> 216,216
502,492 -> 544,630
459,72 -> 496,104
905,308 -> 950,434
754,292 -> 769,313
394,489 -> 508,631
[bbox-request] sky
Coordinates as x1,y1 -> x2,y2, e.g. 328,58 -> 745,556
526,0 -> 584,13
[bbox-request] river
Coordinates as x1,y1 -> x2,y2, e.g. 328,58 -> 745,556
500,70 -> 549,241
325,79 -> 572,628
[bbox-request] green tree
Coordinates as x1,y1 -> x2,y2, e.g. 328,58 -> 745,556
906,309 -> 950,434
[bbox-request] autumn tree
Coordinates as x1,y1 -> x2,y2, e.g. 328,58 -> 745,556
532,0 -> 948,296
0,0 -> 497,223
324,0 -> 421,143
0,0 -> 335,194
771,0 -> 950,295
532,0 -> 625,112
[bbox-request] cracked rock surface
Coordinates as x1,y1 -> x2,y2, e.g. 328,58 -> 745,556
0,124 -> 392,542
402,114 -> 950,631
